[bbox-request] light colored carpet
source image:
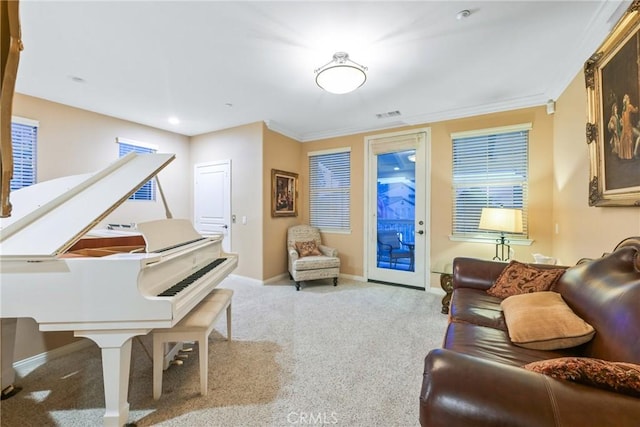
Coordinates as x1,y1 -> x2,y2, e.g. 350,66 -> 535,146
0,277 -> 447,426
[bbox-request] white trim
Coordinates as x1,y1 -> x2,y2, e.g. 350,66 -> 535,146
263,273 -> 290,284
319,228 -> 351,235
11,116 -> 39,127
115,137 -> 159,151
228,273 -> 264,286
307,146 -> 351,157
448,235 -> 533,246
13,339 -> 93,377
339,273 -> 365,282
450,122 -> 532,139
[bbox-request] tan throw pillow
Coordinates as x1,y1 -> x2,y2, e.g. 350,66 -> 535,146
487,260 -> 565,299
524,357 -> 640,398
295,240 -> 322,257
501,291 -> 595,350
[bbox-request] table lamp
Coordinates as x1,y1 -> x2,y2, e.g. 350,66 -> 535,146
478,207 -> 523,261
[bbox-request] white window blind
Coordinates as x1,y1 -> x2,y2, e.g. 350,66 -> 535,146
309,149 -> 351,232
117,138 -> 157,201
452,125 -> 529,238
10,118 -> 38,190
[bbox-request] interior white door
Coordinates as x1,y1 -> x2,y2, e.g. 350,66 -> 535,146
194,160 -> 231,252
366,130 -> 430,289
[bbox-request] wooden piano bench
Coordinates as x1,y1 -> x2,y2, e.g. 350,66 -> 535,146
152,288 -> 233,400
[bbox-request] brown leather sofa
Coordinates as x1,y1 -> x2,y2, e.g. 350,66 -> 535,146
420,237 -> 640,427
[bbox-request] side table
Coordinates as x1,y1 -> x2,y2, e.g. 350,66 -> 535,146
432,268 -> 453,314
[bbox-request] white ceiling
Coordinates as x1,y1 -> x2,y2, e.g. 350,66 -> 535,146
15,1 -> 630,142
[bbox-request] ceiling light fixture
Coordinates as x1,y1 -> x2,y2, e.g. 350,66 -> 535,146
314,52 -> 367,95
168,116 -> 180,125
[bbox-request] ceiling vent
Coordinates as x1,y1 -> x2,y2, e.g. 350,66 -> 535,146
376,110 -> 401,119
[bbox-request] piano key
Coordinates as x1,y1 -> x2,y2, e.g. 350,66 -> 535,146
157,257 -> 227,297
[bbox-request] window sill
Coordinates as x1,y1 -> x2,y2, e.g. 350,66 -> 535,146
448,235 -> 533,246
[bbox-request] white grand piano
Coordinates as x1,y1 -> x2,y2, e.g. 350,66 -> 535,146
0,152 -> 238,426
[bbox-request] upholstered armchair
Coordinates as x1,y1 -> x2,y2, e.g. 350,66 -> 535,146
287,225 -> 340,291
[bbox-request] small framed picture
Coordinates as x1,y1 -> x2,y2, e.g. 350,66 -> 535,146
271,169 -> 298,217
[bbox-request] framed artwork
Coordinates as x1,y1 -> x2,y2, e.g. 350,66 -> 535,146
584,2 -> 640,206
271,169 -> 298,217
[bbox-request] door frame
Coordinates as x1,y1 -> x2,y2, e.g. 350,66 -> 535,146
363,128 -> 431,289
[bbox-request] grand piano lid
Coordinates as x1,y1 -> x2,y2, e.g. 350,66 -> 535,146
0,152 -> 175,259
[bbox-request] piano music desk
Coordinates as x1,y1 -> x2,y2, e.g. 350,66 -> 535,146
152,288 -> 233,400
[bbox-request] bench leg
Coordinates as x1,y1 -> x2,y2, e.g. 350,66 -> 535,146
226,304 -> 232,341
199,332 -> 208,396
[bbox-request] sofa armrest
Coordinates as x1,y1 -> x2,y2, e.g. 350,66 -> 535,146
420,349 -> 640,427
452,257 -> 507,291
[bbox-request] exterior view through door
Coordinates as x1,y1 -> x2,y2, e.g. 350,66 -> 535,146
376,150 -> 416,272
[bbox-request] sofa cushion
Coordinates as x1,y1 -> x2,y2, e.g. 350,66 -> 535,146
501,291 -> 595,350
295,240 -> 322,257
443,321 -> 581,367
487,260 -> 565,299
524,357 -> 640,398
449,288 -> 507,331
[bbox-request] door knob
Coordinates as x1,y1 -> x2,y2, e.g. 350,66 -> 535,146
417,230 -> 424,235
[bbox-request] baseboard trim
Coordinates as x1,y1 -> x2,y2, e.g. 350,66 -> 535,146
13,339 -> 93,377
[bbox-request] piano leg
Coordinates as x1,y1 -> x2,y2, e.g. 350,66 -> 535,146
75,329 -> 150,427
1,318 -> 20,399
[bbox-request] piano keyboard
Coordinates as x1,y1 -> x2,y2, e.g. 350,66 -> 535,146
157,258 -> 227,297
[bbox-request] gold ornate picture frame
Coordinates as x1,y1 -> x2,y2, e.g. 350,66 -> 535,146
271,169 -> 298,217
585,1 -> 640,206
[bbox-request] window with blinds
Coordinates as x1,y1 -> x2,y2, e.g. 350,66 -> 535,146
117,138 -> 157,201
451,124 -> 530,238
309,148 -> 351,232
10,118 -> 38,190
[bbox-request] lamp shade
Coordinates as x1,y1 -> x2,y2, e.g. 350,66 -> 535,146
315,65 -> 366,94
479,208 -> 523,233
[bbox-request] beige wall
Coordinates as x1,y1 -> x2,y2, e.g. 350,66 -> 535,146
298,134 -> 366,277
294,107 -> 556,286
12,94 -> 192,225
189,122 -> 264,280
553,71 -> 640,263
262,125 -> 302,281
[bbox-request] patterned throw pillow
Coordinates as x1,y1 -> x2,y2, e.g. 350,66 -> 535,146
295,240 -> 322,257
524,357 -> 640,398
487,260 -> 565,299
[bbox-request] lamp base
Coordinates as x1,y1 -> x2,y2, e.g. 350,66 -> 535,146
492,235 -> 512,262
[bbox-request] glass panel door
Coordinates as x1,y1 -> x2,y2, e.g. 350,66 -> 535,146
366,130 -> 428,289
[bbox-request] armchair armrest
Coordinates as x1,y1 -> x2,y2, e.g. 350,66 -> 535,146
420,349 -> 640,427
318,245 -> 338,257
288,246 -> 299,261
